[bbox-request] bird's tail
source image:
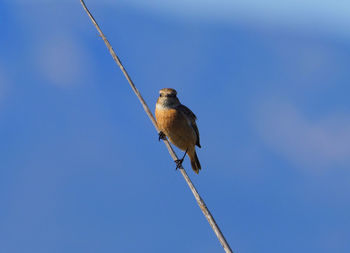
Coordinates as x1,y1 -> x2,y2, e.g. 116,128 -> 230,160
189,150 -> 201,174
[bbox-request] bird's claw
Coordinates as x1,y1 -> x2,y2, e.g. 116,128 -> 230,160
174,148 -> 188,170
175,158 -> 184,170
158,131 -> 166,141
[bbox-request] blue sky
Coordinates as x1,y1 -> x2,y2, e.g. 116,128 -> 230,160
1,1 -> 350,252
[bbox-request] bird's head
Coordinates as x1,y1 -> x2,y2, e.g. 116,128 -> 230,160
157,88 -> 180,108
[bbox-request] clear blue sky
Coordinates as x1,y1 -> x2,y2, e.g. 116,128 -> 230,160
1,1 -> 350,252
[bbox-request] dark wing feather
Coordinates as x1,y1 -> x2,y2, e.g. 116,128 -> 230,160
177,104 -> 201,148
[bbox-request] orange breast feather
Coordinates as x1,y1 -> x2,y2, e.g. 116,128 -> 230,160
156,108 -> 196,150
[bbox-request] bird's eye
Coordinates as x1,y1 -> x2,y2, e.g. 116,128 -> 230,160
159,94 -> 163,97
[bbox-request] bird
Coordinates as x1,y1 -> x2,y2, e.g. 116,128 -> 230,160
155,88 -> 201,174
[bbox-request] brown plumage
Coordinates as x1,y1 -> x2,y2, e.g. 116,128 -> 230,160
155,88 -> 201,173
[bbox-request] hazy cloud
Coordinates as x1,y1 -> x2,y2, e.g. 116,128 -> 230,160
115,0 -> 350,38
0,66 -> 9,105
8,0 -> 350,39
36,35 -> 89,88
255,99 -> 350,170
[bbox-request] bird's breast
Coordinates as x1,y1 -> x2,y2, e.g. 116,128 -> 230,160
155,106 -> 196,151
155,107 -> 179,131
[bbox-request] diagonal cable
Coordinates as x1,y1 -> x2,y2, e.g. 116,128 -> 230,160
79,1 -> 233,252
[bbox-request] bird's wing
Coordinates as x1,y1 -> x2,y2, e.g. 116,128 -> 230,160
177,104 -> 201,148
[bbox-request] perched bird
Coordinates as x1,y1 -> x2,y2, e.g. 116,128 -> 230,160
155,88 -> 201,173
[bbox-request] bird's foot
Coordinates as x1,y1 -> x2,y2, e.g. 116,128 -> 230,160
174,148 -> 188,170
158,131 -> 166,141
175,158 -> 184,170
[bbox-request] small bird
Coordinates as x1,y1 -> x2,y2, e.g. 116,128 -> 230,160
155,88 -> 201,173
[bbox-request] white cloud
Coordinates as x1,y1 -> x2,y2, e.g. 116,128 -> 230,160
254,99 -> 350,170
277,43 -> 341,86
7,2 -> 93,89
36,35 -> 90,88
115,0 -> 350,37
8,0 -> 350,39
